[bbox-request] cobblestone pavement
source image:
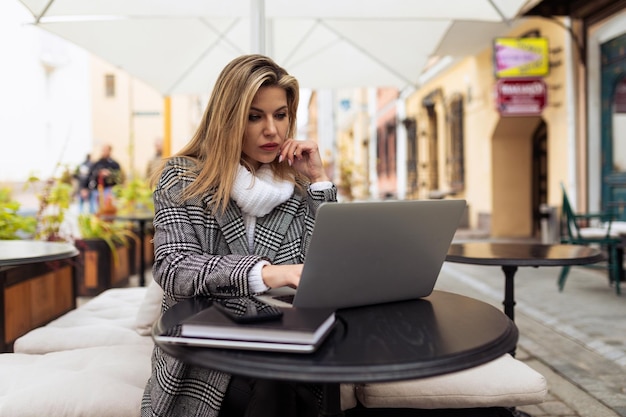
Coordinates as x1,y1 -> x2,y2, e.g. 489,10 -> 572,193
436,234 -> 626,417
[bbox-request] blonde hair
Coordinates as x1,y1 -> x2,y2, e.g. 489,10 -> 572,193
158,54 -> 302,213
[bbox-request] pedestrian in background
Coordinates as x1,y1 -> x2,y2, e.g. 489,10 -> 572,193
73,153 -> 93,213
81,144 -> 122,213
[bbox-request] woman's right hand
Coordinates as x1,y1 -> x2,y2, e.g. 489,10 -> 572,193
261,264 -> 303,289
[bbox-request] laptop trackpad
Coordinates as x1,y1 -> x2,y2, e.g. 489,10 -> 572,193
256,286 -> 296,308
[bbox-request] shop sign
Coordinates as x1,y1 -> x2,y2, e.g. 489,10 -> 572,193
494,37 -> 549,78
496,78 -> 547,117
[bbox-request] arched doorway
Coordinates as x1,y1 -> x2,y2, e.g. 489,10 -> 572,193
601,33 -> 626,220
491,116 -> 544,237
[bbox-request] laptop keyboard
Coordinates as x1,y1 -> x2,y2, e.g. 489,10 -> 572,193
272,294 -> 295,305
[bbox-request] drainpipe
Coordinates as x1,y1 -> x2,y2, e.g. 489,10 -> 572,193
368,88 -> 378,199
564,17 -> 578,206
250,0 -> 265,54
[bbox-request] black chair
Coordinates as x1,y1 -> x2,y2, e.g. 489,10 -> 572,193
559,183 -> 623,294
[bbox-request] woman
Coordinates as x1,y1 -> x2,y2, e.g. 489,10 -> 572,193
141,54 -> 336,417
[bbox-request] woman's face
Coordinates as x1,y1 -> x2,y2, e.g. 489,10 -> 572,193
242,86 -> 290,169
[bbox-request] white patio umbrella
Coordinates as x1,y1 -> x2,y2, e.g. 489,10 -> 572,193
16,0 -> 534,154
17,0 -> 533,94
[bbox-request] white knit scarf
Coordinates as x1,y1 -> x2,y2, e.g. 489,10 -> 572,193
231,164 -> 294,251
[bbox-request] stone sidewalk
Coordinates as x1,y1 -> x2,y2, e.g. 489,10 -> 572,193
436,236 -> 626,417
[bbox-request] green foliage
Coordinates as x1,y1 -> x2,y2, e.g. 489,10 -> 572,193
28,171 -> 74,241
0,187 -> 36,239
112,177 -> 154,214
77,214 -> 138,265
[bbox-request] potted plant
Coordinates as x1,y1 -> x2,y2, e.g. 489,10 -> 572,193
74,213 -> 139,296
112,176 -> 155,275
0,187 -> 36,240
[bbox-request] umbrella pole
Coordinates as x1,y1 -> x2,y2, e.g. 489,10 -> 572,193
251,0 -> 265,54
163,97 -> 172,158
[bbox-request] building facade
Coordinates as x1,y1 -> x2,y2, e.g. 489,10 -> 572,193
329,1 -> 626,239
395,1 -> 626,238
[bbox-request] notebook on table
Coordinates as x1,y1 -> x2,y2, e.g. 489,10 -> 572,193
180,298 -> 335,348
154,298 -> 335,353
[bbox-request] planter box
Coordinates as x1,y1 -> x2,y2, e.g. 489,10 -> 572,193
74,239 -> 132,297
1,261 -> 75,352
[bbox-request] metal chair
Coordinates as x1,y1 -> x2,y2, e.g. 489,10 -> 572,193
559,183 -> 624,294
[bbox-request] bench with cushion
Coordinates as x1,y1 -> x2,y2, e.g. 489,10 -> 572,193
0,283 -> 546,416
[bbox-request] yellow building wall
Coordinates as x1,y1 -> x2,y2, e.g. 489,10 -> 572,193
491,18 -> 571,236
406,53 -> 500,229
405,17 -> 570,236
90,56 -> 203,180
91,57 -> 163,178
169,94 -> 208,155
491,116 -> 542,236
335,88 -> 371,201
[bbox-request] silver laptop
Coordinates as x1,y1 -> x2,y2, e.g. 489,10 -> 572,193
259,199 -> 466,309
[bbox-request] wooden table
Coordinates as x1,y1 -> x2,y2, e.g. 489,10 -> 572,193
0,240 -> 79,270
446,242 -> 604,322
0,240 -> 79,351
153,291 -> 518,416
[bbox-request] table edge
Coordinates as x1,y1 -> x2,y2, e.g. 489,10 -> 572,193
0,248 -> 79,267
153,293 -> 519,384
445,251 -> 605,267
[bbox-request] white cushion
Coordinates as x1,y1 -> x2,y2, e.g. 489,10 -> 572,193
134,279 -> 164,336
0,344 -> 152,417
14,287 -> 151,354
13,325 -> 152,354
355,354 -> 547,409
579,226 -> 620,238
340,384 -> 357,410
605,221 -> 626,234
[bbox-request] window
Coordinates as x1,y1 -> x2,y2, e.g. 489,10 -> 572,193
105,74 -> 116,97
402,118 -> 418,197
448,95 -> 465,191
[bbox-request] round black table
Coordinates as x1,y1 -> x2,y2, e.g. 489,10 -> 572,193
0,240 -> 79,270
114,212 -> 154,287
153,291 -> 518,416
0,240 -> 79,351
446,242 -> 604,322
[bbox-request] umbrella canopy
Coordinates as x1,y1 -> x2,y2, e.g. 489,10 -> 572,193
17,0 -> 533,95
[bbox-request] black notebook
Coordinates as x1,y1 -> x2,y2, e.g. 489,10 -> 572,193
177,300 -> 336,352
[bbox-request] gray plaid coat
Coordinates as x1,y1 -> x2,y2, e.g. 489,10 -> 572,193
141,157 -> 337,417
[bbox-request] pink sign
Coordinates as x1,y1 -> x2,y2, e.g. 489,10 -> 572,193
495,45 -> 541,72
493,38 -> 549,78
496,78 -> 547,117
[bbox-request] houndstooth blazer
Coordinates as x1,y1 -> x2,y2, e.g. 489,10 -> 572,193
141,157 -> 337,417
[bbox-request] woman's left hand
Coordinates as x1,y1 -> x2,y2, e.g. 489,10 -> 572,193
280,139 -> 330,183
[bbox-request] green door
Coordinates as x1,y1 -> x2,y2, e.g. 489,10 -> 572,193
601,33 -> 626,220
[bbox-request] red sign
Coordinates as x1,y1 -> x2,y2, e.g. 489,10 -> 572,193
496,78 -> 547,117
